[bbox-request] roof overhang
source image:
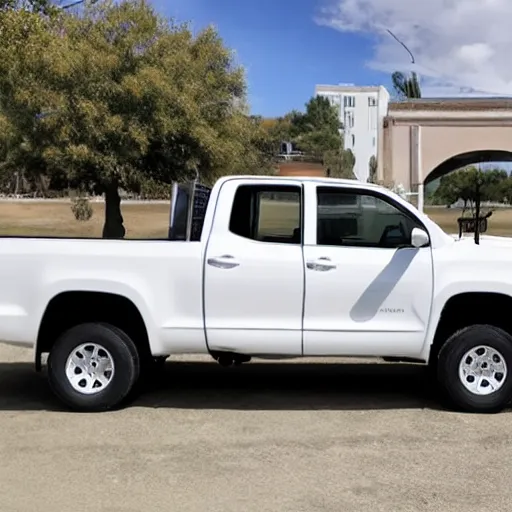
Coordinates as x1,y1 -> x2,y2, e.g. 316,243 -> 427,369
387,99 -> 512,124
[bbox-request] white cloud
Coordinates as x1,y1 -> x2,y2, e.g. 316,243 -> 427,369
316,0 -> 512,97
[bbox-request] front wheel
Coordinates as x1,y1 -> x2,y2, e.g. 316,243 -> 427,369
437,324 -> 512,413
48,322 -> 140,412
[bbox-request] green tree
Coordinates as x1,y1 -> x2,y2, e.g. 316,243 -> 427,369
0,0 -> 254,238
295,128 -> 340,162
368,155 -> 377,183
392,71 -> 421,99
324,147 -> 356,179
433,167 -> 508,212
262,110 -> 299,148
241,116 -> 281,175
0,0 -> 56,14
280,96 -> 355,178
260,116 -> 294,155
0,0 -> 99,15
0,6 -> 56,194
290,96 -> 340,136
498,176 -> 512,204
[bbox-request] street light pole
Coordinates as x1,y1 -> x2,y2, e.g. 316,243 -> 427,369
386,29 -> 421,99
59,0 -> 97,9
386,28 -> 424,212
386,29 -> 415,64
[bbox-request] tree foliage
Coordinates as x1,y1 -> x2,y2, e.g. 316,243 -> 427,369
263,96 -> 356,179
0,0 -> 56,15
324,147 -> 356,179
289,96 -> 340,137
368,155 -> 377,183
392,71 -> 421,99
0,0 -> 265,237
430,166 -> 510,214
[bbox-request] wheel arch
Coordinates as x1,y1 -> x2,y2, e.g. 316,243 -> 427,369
36,290 -> 154,371
429,291 -> 512,364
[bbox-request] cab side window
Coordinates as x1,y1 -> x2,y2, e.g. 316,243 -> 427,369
229,184 -> 302,244
316,187 -> 423,248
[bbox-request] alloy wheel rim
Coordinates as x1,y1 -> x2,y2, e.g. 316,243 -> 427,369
458,345 -> 507,396
65,343 -> 115,395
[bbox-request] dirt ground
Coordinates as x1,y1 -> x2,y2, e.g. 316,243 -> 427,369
1,345 -> 512,512
1,200 -> 512,237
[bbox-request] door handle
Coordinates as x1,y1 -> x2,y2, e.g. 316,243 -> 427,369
207,254 -> 240,269
306,257 -> 336,271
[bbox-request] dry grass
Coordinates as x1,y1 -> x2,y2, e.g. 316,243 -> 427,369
0,201 -> 171,238
0,200 -> 512,238
425,207 -> 512,236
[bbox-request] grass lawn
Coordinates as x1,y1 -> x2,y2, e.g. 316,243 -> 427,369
0,200 -> 511,238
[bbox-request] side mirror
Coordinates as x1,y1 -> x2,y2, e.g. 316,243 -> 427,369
411,227 -> 430,248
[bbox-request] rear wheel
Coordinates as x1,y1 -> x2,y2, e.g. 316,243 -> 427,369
437,324 -> 512,413
48,322 -> 140,412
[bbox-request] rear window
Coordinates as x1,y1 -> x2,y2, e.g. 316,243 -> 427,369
229,184 -> 302,244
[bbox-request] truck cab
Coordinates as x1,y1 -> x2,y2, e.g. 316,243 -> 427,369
200,176 -> 437,360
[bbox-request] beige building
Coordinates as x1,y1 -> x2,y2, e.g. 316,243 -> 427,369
277,161 -> 325,177
379,98 -> 512,210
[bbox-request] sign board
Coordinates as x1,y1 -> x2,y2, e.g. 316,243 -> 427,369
457,217 -> 488,237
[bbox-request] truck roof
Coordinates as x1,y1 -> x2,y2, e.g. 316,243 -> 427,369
217,175 -> 384,189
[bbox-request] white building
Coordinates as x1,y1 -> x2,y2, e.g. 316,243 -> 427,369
315,84 -> 390,182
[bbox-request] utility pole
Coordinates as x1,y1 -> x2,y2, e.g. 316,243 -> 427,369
474,177 -> 481,245
474,158 -> 485,245
386,29 -> 424,211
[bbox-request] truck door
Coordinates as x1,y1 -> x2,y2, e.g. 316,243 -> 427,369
301,183 -> 434,358
204,179 -> 305,356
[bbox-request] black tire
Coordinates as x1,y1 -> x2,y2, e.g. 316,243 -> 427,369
437,324 -> 512,413
98,322 -> 141,383
48,322 -> 140,412
97,322 -> 144,405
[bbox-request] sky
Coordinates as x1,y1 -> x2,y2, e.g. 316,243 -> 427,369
156,0 -> 512,117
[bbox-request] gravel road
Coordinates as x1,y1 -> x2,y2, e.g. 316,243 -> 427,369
0,345 -> 510,512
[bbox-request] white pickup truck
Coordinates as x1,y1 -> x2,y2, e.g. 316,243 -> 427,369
1,175 -> 512,414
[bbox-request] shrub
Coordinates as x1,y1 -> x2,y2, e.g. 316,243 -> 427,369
71,197 -> 93,221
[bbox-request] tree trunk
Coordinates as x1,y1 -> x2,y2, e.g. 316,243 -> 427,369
102,182 -> 126,239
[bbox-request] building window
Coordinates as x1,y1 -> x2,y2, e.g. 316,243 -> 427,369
344,95 -> 355,108
345,111 -> 354,128
368,97 -> 377,107
372,137 -> 376,147
351,134 -> 355,146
